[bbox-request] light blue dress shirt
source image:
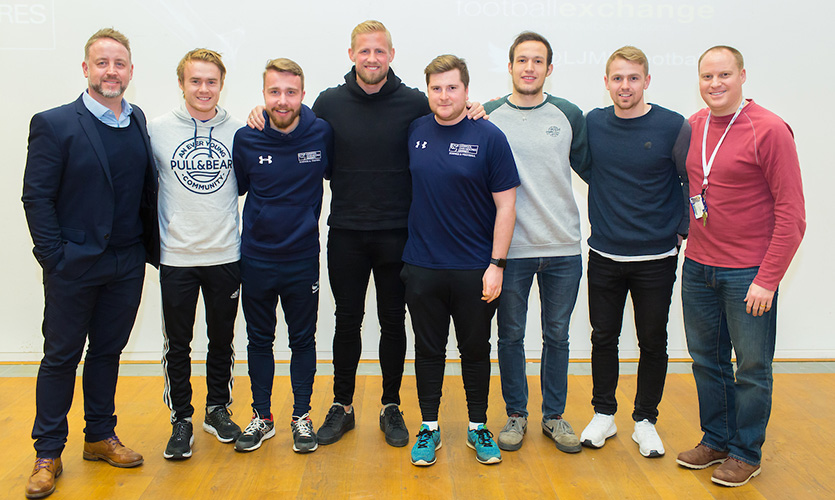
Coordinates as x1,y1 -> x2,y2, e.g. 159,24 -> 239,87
81,89 -> 133,127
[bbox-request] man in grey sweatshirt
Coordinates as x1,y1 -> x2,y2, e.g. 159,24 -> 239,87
484,32 -> 590,454
148,48 -> 244,460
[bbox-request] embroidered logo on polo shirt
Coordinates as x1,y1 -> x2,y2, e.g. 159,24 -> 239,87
546,126 -> 560,137
170,137 -> 233,194
259,155 -> 272,164
448,143 -> 479,158
298,151 -> 322,163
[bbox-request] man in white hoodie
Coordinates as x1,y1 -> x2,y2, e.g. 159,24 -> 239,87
149,48 -> 244,460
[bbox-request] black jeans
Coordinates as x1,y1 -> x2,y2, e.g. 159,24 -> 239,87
327,228 -> 408,406
402,264 -> 497,423
160,262 -> 240,422
587,251 -> 678,423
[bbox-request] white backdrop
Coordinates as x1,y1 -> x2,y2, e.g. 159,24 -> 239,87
1,0 -> 832,361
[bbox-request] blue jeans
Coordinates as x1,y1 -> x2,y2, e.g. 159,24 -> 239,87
682,258 -> 778,466
497,255 -> 581,419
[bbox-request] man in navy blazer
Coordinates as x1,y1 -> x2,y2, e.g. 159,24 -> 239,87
21,28 -> 159,499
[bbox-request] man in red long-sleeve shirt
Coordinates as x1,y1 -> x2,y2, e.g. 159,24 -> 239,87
675,45 -> 805,488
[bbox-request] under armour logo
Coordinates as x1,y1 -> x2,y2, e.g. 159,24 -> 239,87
259,155 -> 272,164
414,141 -> 427,149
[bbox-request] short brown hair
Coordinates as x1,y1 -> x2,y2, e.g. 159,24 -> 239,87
698,45 -> 744,70
351,20 -> 392,50
509,31 -> 553,66
177,48 -> 227,85
263,58 -> 305,90
424,54 -> 469,88
84,28 -> 131,61
606,46 -> 649,76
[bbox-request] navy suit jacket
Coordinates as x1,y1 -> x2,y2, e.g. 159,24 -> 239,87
22,94 -> 160,281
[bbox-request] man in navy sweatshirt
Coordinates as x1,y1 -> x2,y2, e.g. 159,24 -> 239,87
579,46 -> 690,459
232,58 -> 333,455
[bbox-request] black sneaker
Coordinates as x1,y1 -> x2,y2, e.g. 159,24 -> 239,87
291,413 -> 318,453
234,411 -> 275,452
317,404 -> 355,445
204,406 -> 242,443
380,405 -> 409,447
164,420 -> 194,460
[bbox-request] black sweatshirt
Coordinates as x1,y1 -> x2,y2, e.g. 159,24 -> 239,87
313,67 -> 430,230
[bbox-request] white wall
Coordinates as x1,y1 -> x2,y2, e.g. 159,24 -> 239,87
1,0 -> 832,361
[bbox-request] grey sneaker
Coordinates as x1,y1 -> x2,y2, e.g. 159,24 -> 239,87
291,413 -> 318,454
542,417 -> 581,454
497,414 -> 527,451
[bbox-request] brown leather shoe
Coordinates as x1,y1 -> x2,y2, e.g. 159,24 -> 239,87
25,457 -> 62,499
711,457 -> 761,487
676,444 -> 729,469
83,435 -> 144,468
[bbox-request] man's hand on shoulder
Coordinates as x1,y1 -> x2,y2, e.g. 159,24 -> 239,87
247,106 -> 266,130
466,101 -> 488,121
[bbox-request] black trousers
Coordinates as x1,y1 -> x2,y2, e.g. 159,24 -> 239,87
327,228 -> 408,406
161,262 -> 240,422
587,251 -> 678,423
402,264 -> 497,423
34,244 -> 145,458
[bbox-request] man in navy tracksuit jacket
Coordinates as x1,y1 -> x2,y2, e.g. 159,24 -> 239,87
231,59 -> 333,454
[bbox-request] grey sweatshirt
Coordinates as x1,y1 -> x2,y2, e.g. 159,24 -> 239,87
149,103 -> 243,266
484,94 -> 590,258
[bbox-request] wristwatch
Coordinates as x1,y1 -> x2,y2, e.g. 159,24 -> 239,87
490,258 -> 507,269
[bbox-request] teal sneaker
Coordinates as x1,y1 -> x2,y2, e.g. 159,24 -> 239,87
410,425 -> 442,466
467,425 -> 502,464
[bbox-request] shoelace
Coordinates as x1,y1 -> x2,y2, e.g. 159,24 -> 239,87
104,435 -> 124,448
472,428 -> 495,447
210,407 -> 234,424
293,414 -> 314,437
506,417 -> 524,433
323,405 -> 343,426
555,419 -> 573,434
414,428 -> 435,449
387,408 -> 407,430
32,458 -> 55,473
243,417 -> 268,435
172,422 -> 191,440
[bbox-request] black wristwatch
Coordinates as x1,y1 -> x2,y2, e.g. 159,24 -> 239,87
490,258 -> 507,269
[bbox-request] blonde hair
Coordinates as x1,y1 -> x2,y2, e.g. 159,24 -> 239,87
350,20 -> 392,50
177,48 -> 226,85
606,46 -> 649,76
424,54 -> 469,87
263,58 -> 305,90
84,28 -> 131,61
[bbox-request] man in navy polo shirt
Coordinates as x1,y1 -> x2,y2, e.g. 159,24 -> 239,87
403,55 -> 519,467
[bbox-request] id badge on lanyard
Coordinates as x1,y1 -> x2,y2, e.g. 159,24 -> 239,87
693,101 -> 745,226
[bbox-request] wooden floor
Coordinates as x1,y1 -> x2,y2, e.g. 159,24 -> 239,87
1,371 -> 833,499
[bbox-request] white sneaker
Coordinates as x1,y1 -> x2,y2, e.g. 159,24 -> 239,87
580,413 -> 616,448
632,419 -> 665,457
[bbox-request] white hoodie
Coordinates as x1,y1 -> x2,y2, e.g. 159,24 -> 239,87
149,103 -> 244,266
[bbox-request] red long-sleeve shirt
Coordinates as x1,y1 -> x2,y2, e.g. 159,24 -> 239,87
685,100 -> 806,291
